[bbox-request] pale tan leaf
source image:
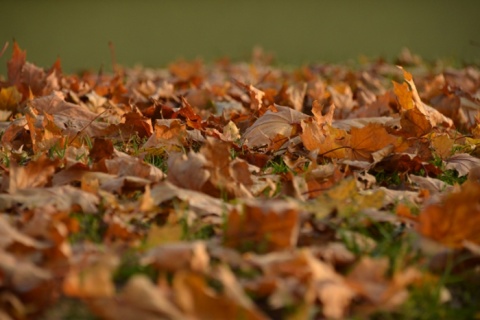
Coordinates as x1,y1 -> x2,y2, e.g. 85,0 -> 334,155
243,105 -> 308,148
445,153 -> 480,177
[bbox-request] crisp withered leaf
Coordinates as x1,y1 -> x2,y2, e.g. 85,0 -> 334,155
7,154 -> 59,193
87,275 -> 184,320
223,200 -> 300,252
431,133 -> 454,159
243,105 -> 308,149
142,119 -> 187,150
28,92 -> 112,139
148,181 -> 232,218
173,270 -> 267,320
249,249 -> 354,319
105,150 -> 165,182
7,42 -> 26,90
167,151 -> 210,191
285,82 -> 307,111
346,123 -> 406,161
141,242 -> 209,273
408,174 -> 451,194
346,257 -> 420,314
0,249 -> 52,292
0,185 -> 99,213
444,153 -> 480,177
394,67 -> 453,137
300,118 -> 349,158
312,100 -> 335,126
418,181 -> 480,248
0,215 -> 48,249
2,44 -> 480,319
234,80 -> 265,111
63,253 -> 118,298
116,108 -> 153,139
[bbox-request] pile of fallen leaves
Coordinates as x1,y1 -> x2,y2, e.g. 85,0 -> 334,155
0,43 -> 480,319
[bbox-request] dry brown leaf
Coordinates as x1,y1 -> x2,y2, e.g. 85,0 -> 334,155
167,151 -> 210,191
346,123 -> 406,161
63,253 -> 118,298
141,241 -> 210,273
8,154 -> 59,193
143,119 -> 187,149
105,150 -> 165,182
312,100 -> 335,126
346,257 -> 420,313
0,185 -> 99,213
243,105 -> 308,149
173,270 -> 267,320
0,215 -> 48,249
0,249 -> 52,292
149,181 -> 231,219
223,200 -> 300,252
88,275 -> 184,320
394,67 -> 453,137
444,153 -> 480,177
408,174 -> 452,194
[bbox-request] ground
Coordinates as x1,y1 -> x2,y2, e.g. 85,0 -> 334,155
0,43 -> 480,319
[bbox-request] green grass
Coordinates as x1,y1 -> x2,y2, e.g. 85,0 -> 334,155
144,153 -> 168,172
113,250 -> 158,286
68,212 -> 106,244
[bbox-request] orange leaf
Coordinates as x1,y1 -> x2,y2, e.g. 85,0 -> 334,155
418,181 -> 480,248
223,200 -> 300,252
347,123 -> 405,161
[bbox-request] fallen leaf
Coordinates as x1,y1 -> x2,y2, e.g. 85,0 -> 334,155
444,153 -> 480,177
224,200 -> 300,252
63,253 -> 118,298
8,154 -> 59,193
346,123 -> 406,161
173,270 -> 267,320
0,185 -> 99,213
142,241 -> 210,273
243,105 -> 308,149
418,181 -> 480,248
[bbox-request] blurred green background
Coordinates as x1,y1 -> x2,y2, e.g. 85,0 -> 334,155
1,0 -> 479,74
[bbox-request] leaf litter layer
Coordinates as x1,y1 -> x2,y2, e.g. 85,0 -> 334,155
0,44 -> 480,319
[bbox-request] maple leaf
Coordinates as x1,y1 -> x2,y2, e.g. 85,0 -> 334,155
312,100 -> 335,126
394,67 -> 453,137
142,119 -> 187,150
300,118 -> 349,158
234,79 -> 266,111
223,200 -> 300,252
346,123 -> 406,161
7,42 -> 26,90
243,105 -> 308,149
418,181 -> 480,248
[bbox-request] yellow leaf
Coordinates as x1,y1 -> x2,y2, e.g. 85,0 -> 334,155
0,86 -> 22,111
